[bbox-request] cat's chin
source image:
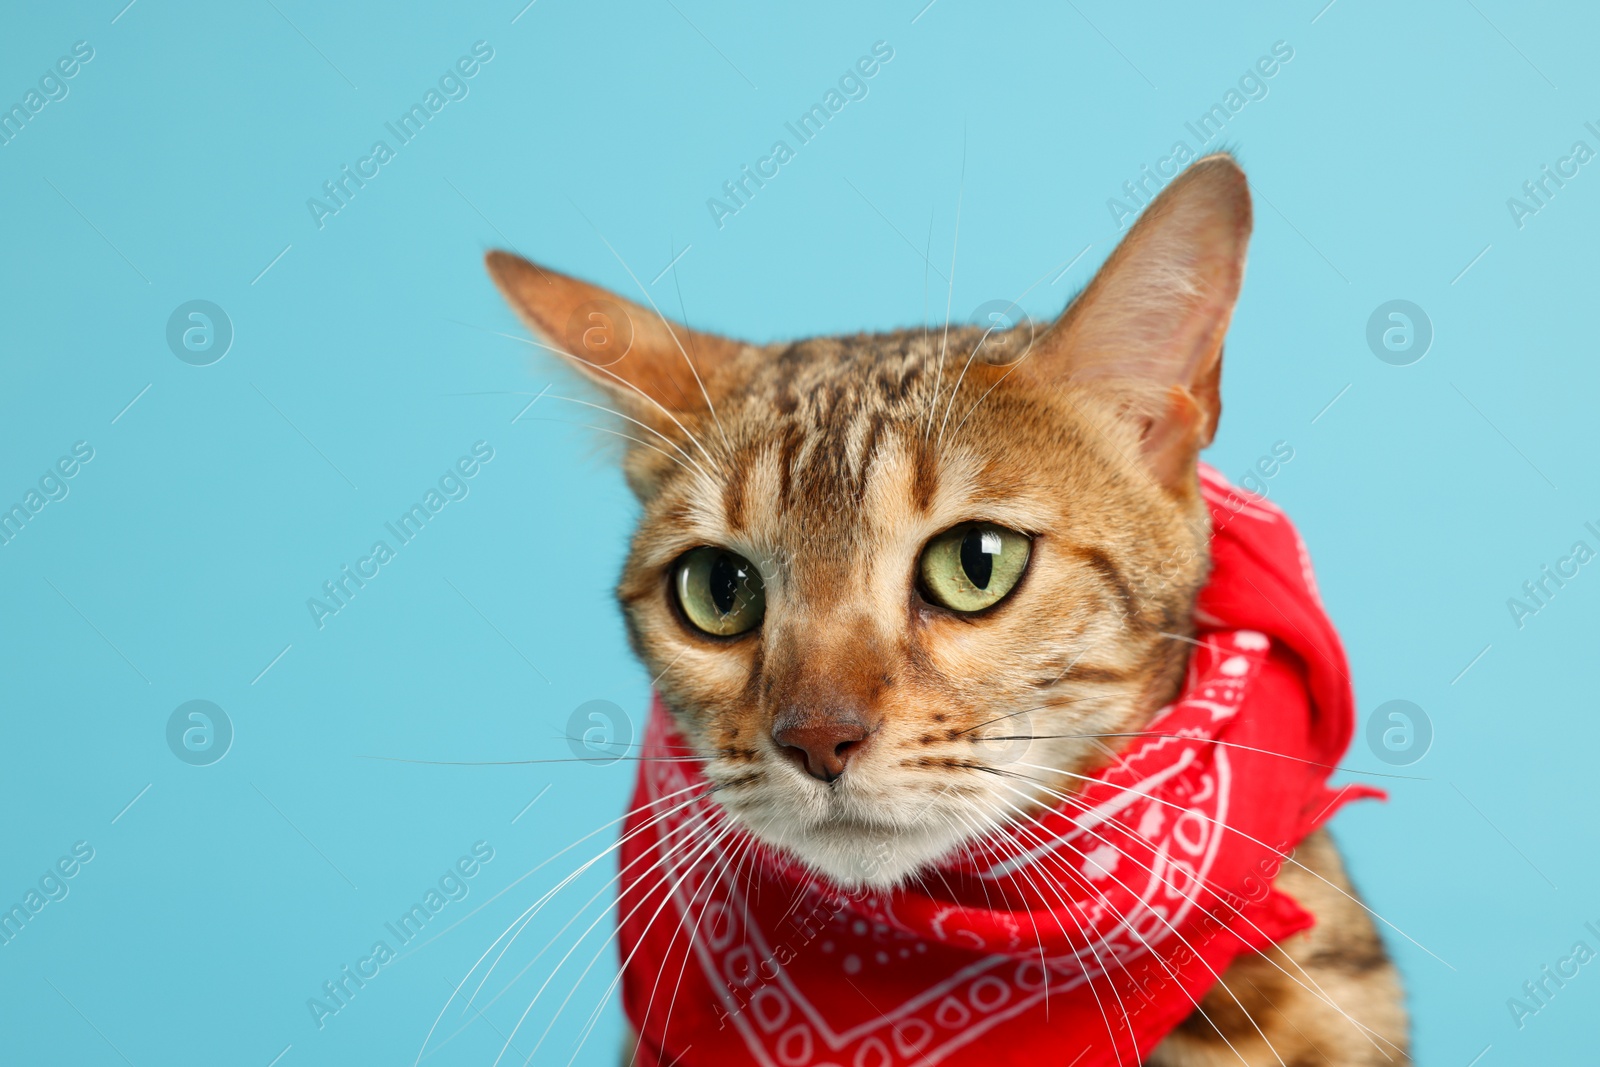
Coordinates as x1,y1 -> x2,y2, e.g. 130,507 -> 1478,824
751,814 -> 976,891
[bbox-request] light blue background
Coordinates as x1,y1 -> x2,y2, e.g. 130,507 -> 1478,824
2,1 -> 1596,1063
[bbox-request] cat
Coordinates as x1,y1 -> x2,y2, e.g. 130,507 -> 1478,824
485,153 -> 1408,1066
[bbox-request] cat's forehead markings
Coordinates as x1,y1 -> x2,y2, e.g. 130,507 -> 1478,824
859,436 -> 918,531
678,476 -> 737,544
910,435 -> 941,515
921,446 -> 980,518
702,439 -> 789,547
719,445 -> 749,533
691,329 -> 1019,551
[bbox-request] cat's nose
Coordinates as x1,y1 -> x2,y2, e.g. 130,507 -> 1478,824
772,711 -> 871,782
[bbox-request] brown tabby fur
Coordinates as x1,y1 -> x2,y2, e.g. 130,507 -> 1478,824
487,154 -> 1408,1064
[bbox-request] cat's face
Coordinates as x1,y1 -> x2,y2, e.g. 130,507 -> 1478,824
490,155 -> 1251,888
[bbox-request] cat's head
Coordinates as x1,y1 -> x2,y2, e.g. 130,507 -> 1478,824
488,155 -> 1251,888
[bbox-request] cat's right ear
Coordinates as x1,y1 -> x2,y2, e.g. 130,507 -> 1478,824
485,250 -> 747,427
1022,154 -> 1251,491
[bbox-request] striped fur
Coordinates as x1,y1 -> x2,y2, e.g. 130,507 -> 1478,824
487,154 -> 1407,1064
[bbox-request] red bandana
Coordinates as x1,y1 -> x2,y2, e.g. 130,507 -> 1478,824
619,465 -> 1378,1067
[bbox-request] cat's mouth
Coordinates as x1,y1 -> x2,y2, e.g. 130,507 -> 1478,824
681,702 -> 1052,889
757,803 -> 984,889
712,749 -> 998,889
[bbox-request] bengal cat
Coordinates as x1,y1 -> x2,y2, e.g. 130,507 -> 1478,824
485,154 -> 1408,1065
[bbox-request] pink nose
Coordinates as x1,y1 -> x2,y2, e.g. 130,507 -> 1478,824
772,713 -> 870,782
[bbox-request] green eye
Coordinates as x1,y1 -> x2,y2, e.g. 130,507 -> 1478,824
673,547 -> 767,637
919,523 -> 1031,613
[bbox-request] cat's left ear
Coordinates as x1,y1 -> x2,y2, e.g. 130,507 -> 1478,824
485,250 -> 748,426
1027,154 -> 1251,490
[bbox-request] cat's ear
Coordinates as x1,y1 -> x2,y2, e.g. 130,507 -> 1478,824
1029,154 -> 1251,489
485,250 -> 747,425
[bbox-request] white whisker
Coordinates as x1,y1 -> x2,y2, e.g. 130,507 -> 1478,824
983,789 -> 1276,1067
991,775 -> 1405,1058
579,214 -> 734,459
937,253 -> 1060,449
415,784 -> 708,1064
924,131 -> 966,443
492,810 -> 734,1066
1012,758 -> 1450,972
542,394 -> 714,479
